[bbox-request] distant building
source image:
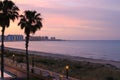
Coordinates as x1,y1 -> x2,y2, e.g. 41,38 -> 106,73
6,35 -> 23,41
50,37 -> 56,40
44,36 -> 49,40
0,36 -> 7,41
30,36 -> 49,41
30,36 -> 41,41
0,35 -> 59,41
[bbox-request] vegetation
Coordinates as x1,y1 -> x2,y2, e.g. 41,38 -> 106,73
18,10 -> 42,80
0,0 -> 19,78
5,50 -> 120,80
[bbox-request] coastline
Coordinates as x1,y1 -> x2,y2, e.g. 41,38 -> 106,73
5,47 -> 120,68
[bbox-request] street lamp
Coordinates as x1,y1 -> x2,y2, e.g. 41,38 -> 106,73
65,65 -> 69,79
12,54 -> 15,63
31,55 -> 35,73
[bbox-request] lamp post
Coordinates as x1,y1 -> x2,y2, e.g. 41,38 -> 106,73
31,55 -> 35,73
65,65 -> 69,79
12,54 -> 15,63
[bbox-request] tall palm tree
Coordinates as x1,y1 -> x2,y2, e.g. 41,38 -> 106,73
18,10 -> 42,80
0,0 -> 19,78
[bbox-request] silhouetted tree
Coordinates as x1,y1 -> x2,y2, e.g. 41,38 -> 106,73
18,10 -> 42,80
0,0 -> 19,79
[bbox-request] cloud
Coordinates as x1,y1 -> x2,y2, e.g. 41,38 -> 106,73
17,1 -> 120,25
9,0 -> 120,39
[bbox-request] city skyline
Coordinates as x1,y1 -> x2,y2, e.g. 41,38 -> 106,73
0,34 -> 58,41
1,0 -> 120,40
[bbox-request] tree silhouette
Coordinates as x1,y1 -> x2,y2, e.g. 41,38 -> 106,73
0,0 -> 19,79
18,10 -> 42,80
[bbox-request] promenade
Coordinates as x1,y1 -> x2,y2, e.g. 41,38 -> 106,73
5,64 -> 26,78
1,58 -> 78,80
2,64 -> 26,80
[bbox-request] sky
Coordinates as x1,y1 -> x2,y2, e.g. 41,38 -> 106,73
2,0 -> 120,40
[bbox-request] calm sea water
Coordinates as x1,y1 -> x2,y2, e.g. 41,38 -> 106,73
4,40 -> 120,61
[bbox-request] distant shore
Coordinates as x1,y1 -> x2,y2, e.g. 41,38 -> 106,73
4,47 -> 120,69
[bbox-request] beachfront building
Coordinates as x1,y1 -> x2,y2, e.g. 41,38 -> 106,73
29,36 -> 59,41
5,35 -> 23,41
29,36 -> 49,41
0,35 -> 8,41
0,35 -> 58,41
50,37 -> 56,40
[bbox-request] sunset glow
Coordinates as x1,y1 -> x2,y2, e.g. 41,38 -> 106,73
1,0 -> 120,40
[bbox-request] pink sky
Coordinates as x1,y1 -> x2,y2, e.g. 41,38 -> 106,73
1,0 -> 120,40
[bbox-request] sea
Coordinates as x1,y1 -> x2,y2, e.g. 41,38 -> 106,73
4,40 -> 120,61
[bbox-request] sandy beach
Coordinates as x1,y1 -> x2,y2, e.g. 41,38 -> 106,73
5,47 -> 120,69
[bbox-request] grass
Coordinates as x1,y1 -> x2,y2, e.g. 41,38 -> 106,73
4,50 -> 120,80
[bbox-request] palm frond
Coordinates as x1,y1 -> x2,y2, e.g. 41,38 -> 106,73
0,0 -> 19,28
13,6 -> 19,11
18,10 -> 43,35
3,0 -> 14,10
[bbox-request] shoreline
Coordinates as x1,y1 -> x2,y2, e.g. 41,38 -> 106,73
5,47 -> 120,68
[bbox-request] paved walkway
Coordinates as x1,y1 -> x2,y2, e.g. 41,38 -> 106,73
5,64 -> 26,78
0,64 -> 27,80
3,58 -> 78,80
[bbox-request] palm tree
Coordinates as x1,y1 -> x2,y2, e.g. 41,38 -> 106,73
18,10 -> 42,80
0,0 -> 19,78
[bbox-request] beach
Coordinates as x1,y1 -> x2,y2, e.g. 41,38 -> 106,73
5,40 -> 120,61
5,47 -> 120,69
3,47 -> 120,80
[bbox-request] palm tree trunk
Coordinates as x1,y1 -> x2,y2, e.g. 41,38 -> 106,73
25,34 -> 30,80
1,27 -> 5,79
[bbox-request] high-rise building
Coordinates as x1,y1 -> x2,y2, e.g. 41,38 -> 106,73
29,36 -> 49,41
5,35 -> 23,41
